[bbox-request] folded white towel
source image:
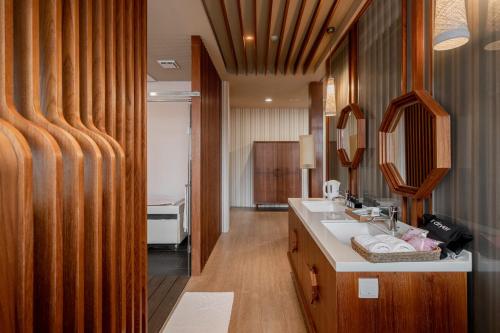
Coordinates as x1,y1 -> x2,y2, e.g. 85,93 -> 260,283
354,235 -> 391,253
374,234 -> 416,252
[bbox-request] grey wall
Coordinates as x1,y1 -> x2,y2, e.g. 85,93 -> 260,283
433,1 -> 500,331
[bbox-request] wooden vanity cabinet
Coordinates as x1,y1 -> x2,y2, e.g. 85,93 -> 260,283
288,208 -> 468,333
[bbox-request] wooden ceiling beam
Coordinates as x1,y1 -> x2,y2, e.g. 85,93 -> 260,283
237,0 -> 248,75
264,0 -> 273,74
274,0 -> 290,74
283,0 -> 306,75
253,0 -> 258,74
200,0 -> 229,70
292,0 -> 321,74
302,0 -> 339,74
220,0 -> 239,73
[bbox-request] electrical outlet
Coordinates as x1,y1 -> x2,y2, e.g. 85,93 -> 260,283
358,278 -> 379,299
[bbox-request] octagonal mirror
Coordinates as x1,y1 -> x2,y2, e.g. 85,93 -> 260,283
336,103 -> 365,169
379,90 -> 451,199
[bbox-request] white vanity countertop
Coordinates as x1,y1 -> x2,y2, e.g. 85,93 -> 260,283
289,198 -> 473,272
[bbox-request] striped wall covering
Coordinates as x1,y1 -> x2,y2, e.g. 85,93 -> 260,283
433,1 -> 500,331
357,0 -> 402,202
230,108 -> 309,207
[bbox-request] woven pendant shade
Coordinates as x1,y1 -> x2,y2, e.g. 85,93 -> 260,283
433,0 -> 470,50
325,78 -> 336,117
485,0 -> 500,50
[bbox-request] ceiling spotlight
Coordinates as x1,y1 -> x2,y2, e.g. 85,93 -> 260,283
326,26 -> 336,34
244,35 -> 254,41
265,97 -> 273,103
271,35 -> 279,42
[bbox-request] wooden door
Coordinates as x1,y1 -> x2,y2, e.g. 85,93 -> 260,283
277,142 -> 301,203
253,142 -> 278,205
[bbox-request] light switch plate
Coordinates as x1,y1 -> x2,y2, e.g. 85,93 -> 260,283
358,278 -> 379,299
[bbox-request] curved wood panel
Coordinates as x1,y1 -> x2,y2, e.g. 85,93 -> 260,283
1,1 -> 64,331
0,120 -> 33,333
59,0 -> 106,331
14,1 -> 92,331
125,0 -> 136,329
115,0 -> 126,149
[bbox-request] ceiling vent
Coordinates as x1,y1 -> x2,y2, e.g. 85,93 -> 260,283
157,59 -> 180,69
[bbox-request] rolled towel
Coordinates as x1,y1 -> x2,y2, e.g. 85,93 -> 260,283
353,235 -> 391,253
374,234 -> 416,252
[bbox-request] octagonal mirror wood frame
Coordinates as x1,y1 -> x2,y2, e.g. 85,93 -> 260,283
336,103 -> 366,169
379,90 -> 451,200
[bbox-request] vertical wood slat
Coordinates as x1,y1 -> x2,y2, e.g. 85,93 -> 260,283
1,0 -> 147,331
7,0 -> 65,331
0,120 -> 33,333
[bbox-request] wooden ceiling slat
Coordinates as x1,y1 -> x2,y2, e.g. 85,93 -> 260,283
220,0 -> 239,73
293,0 -> 321,74
283,0 -> 306,74
237,0 -> 248,75
253,0 -> 257,74
200,0 -> 229,70
264,0 -> 273,73
302,0 -> 339,74
274,0 -> 290,74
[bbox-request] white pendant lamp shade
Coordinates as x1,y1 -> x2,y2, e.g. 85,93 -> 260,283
433,0 -> 470,51
325,77 -> 337,117
299,135 -> 316,169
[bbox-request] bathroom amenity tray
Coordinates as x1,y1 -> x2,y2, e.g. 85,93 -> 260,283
345,208 -> 372,222
350,238 -> 441,263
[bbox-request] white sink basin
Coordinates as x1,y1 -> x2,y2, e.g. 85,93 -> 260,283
302,200 -> 345,213
321,221 -> 412,245
322,222 -> 383,245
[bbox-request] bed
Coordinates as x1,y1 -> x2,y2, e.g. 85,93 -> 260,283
147,195 -> 188,246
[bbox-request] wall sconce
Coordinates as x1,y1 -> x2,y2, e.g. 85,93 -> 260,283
325,77 -> 337,117
433,0 -> 470,51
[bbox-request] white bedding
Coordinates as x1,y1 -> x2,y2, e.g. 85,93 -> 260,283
148,194 -> 184,206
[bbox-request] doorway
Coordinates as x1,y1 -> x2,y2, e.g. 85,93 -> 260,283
146,87 -> 197,332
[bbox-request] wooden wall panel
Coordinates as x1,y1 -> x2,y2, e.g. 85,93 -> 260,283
0,0 -> 147,331
191,35 -> 222,275
308,81 -> 324,198
0,121 -> 33,333
1,0 -> 64,331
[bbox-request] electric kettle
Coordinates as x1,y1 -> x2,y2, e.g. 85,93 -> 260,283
323,180 -> 341,200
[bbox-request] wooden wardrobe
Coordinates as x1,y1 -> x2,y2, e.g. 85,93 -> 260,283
253,141 -> 301,208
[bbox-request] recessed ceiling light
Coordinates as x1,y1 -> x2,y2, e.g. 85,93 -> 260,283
271,35 -> 279,42
157,59 -> 180,69
265,97 -> 273,103
149,92 -> 158,96
326,26 -> 336,34
244,35 -> 254,41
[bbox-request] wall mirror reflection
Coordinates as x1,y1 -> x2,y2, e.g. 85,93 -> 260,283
336,103 -> 366,169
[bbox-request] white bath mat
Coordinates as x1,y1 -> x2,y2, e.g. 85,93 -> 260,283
161,292 -> 234,333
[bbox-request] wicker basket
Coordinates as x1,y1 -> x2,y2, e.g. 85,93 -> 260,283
351,237 -> 441,263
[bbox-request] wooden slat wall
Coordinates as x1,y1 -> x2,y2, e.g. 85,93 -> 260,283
0,0 -> 147,331
191,35 -> 222,276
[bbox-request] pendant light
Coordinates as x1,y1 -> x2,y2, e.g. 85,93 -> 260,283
433,0 -> 470,51
485,0 -> 500,51
325,77 -> 337,117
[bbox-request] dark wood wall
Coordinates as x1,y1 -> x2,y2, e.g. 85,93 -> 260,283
191,36 -> 222,276
308,81 -> 324,198
0,0 -> 147,331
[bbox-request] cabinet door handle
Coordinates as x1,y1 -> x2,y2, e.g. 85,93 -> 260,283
308,265 -> 319,304
291,229 -> 298,252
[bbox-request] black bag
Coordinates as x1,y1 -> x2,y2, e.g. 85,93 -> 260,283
422,214 -> 473,259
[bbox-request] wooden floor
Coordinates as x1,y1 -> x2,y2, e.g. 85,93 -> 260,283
186,208 -> 307,333
148,275 -> 189,333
